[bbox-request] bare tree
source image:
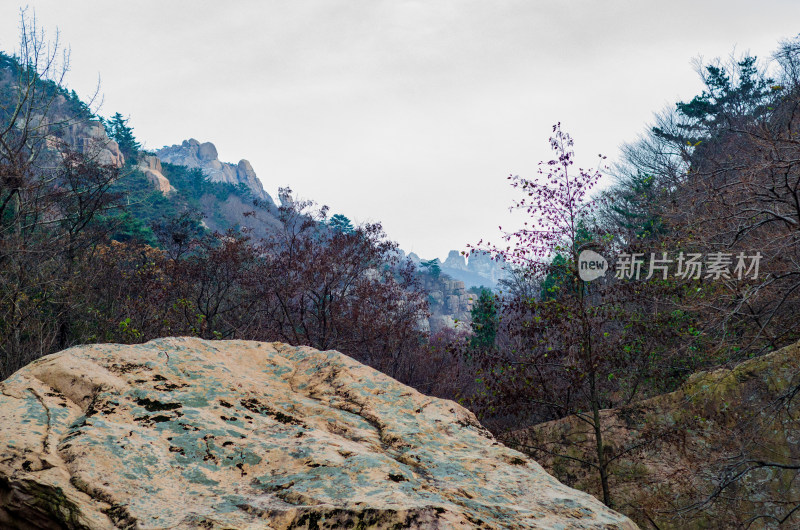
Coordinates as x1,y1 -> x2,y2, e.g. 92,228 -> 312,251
0,11 -> 117,377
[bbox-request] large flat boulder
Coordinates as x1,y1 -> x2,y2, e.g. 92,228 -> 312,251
0,338 -> 636,529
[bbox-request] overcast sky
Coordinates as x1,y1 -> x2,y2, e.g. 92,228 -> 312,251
1,1 -> 798,260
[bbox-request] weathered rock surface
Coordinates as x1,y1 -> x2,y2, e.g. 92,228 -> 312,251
59,120 -> 125,168
157,139 -> 273,204
443,250 -> 468,271
33,105 -> 125,169
137,155 -> 175,195
466,251 -> 508,286
419,273 -> 476,333
434,250 -> 508,291
0,62 -> 124,170
0,338 -> 635,529
507,340 -> 800,529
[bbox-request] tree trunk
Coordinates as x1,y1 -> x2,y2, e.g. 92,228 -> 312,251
580,273 -> 612,507
589,366 -> 612,507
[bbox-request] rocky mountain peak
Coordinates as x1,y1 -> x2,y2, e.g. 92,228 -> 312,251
427,249 -> 508,290
157,139 -> 274,205
195,140 -> 217,161
443,249 -> 468,271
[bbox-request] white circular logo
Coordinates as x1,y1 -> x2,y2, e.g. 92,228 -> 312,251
578,250 -> 608,282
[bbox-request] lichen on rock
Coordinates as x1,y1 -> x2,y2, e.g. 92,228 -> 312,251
0,338 -> 635,529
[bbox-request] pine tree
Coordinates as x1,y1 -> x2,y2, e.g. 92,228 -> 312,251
470,289 -> 497,350
420,259 -> 441,279
105,112 -> 141,163
329,214 -> 355,234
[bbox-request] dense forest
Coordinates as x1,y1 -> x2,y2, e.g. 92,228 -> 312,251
3,14 -> 800,528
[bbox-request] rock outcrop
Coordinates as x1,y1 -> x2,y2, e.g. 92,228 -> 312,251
58,119 -> 125,168
421,274 -> 477,333
0,61 -> 120,169
467,251 -> 508,285
157,139 -> 273,204
439,250 -> 508,290
443,250 -> 468,271
25,93 -> 125,169
398,251 -> 507,291
507,340 -> 800,528
410,250 -> 508,332
137,154 -> 175,195
0,338 -> 635,529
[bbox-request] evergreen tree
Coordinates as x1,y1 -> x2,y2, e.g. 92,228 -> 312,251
540,222 -> 595,300
653,55 -> 778,145
105,112 -> 141,163
420,259 -> 441,279
470,289 -> 497,350
329,213 -> 355,234
539,253 -> 571,300
605,172 -> 665,241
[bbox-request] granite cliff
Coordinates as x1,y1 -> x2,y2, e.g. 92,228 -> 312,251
442,250 -> 507,289
136,155 -> 175,195
53,115 -> 125,169
404,250 -> 507,332
419,275 -> 477,333
157,139 -> 273,205
0,338 -> 635,529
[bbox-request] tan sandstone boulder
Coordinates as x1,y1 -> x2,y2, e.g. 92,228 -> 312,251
0,338 -> 636,529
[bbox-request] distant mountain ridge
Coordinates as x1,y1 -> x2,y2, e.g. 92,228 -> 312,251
2,50 -> 499,293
